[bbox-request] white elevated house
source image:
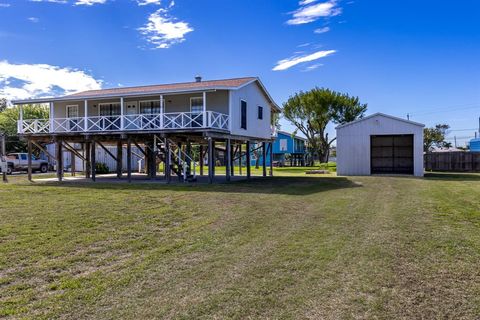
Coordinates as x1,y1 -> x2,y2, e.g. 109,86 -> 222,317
14,76 -> 281,183
336,113 -> 424,177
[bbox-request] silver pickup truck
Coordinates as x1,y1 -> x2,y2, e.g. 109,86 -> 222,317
0,153 -> 49,174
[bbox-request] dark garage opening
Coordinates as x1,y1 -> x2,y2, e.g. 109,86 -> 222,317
370,135 -> 414,174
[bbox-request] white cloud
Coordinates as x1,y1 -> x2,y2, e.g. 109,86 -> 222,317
272,50 -> 336,71
29,0 -> 106,5
27,17 -> 40,23
302,63 -> 323,72
314,26 -> 330,34
139,7 -> 193,49
29,0 -> 68,3
137,0 -> 161,5
299,0 -> 316,5
74,0 -> 106,5
0,61 -> 102,100
0,3 -> 11,7
287,1 -> 341,25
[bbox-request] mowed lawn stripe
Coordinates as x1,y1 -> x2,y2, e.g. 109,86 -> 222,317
0,173 -> 479,319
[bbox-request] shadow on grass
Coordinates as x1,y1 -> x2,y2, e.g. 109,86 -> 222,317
25,176 -> 362,196
424,172 -> 480,181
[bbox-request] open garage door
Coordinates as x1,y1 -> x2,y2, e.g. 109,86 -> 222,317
370,135 -> 414,174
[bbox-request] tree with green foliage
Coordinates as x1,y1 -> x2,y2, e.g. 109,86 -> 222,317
0,98 -> 7,112
0,104 -> 49,152
283,87 -> 367,164
424,124 -> 451,152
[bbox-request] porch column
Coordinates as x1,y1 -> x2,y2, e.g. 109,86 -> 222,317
262,142 -> 267,177
116,140 -> 123,179
226,139 -> 231,182
160,95 -> 164,129
56,138 -> 63,182
27,138 -> 32,182
19,104 -> 24,134
84,100 -> 88,132
120,97 -> 124,130
49,102 -> 54,133
202,91 -> 207,128
246,141 -> 251,179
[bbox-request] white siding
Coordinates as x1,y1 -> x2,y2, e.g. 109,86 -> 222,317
47,144 -> 146,172
336,114 -> 424,177
229,82 -> 272,139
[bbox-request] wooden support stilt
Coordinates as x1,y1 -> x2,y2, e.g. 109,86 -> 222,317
262,142 -> 267,177
177,142 -> 182,182
71,150 -> 76,177
117,140 -> 123,179
56,139 -> 63,182
165,138 -> 171,183
199,145 -> 204,176
186,141 -> 191,176
91,140 -> 96,182
127,138 -> 132,183
85,141 -> 91,179
269,142 -> 273,176
246,141 -> 251,179
239,144 -> 243,176
226,139 -> 231,182
27,138 -> 32,182
230,143 -> 235,176
208,138 -> 214,184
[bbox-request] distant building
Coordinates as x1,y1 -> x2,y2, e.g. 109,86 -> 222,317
470,138 -> 480,152
252,131 -> 307,166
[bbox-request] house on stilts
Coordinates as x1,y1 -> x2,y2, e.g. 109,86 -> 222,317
13,76 -> 280,183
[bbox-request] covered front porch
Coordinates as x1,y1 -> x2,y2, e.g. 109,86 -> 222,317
16,90 -> 230,134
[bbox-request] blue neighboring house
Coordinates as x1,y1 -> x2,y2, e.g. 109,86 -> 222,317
470,138 -> 480,152
252,131 -> 307,166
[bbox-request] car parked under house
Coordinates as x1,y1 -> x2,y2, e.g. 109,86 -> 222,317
13,76 -> 281,183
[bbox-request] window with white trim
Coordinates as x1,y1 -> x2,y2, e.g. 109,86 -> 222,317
190,97 -> 203,114
66,105 -> 79,118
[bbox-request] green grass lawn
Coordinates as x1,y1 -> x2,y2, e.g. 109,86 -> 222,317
1,172 -> 479,319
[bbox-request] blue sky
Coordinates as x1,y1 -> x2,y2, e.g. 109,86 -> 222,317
0,0 -> 479,145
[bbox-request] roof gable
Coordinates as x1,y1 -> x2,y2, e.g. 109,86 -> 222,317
335,112 -> 425,129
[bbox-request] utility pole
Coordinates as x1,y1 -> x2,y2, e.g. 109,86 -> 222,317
454,136 -> 457,148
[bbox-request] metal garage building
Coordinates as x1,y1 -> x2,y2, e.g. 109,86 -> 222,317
336,113 -> 424,177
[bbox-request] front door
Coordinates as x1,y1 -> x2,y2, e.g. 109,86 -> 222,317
125,101 -> 138,129
125,101 -> 138,115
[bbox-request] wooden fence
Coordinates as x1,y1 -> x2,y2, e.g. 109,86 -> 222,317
424,152 -> 480,172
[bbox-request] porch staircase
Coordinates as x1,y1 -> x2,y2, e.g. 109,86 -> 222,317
154,137 -> 197,182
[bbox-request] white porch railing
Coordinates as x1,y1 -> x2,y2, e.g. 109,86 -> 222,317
18,111 -> 229,134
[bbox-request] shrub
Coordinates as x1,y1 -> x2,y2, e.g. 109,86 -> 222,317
95,162 -> 110,174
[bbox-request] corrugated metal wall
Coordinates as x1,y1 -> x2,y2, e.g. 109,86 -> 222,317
46,144 -> 146,172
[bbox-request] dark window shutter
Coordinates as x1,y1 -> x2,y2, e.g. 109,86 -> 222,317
241,100 -> 247,129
